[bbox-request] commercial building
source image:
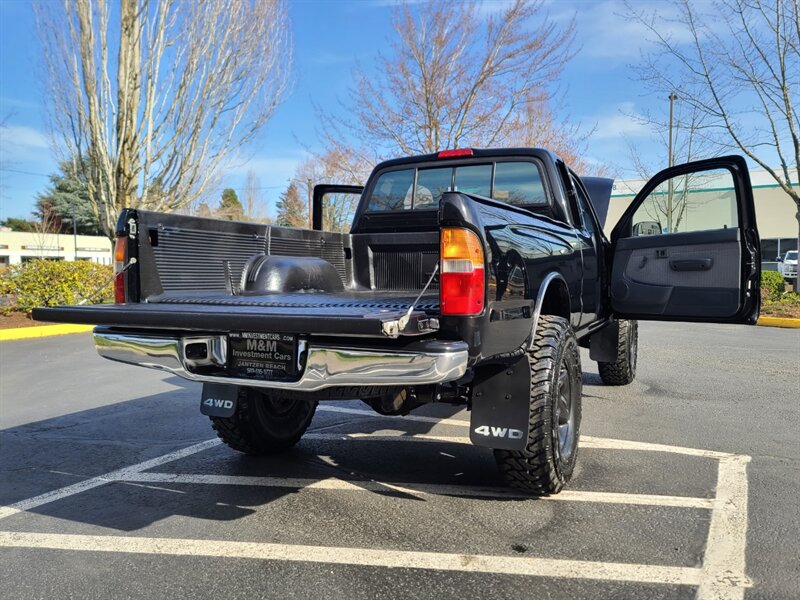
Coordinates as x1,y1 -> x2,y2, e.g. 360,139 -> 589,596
604,168 -> 798,271
0,229 -> 112,268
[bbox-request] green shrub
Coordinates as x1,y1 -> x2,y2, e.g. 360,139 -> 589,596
761,270 -> 785,302
0,260 -> 114,314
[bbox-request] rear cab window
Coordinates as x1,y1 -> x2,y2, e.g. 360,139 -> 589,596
365,160 -> 549,212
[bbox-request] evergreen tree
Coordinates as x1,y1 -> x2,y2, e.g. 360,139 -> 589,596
35,159 -> 103,235
275,182 -> 307,228
0,217 -> 38,232
217,188 -> 243,220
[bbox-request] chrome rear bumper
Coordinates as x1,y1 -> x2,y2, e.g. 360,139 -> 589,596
94,330 -> 468,392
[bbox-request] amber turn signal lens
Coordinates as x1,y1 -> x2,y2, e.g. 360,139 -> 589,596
113,236 -> 127,303
440,227 -> 485,316
114,237 -> 126,265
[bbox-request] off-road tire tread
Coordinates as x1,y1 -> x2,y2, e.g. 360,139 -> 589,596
597,319 -> 637,386
211,388 -> 316,455
494,315 -> 581,495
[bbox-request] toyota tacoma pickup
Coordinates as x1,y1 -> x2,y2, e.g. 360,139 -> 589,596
34,148 -> 761,495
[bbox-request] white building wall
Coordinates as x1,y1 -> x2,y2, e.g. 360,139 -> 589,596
0,229 -> 113,267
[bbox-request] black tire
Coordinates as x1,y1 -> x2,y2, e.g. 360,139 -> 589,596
597,319 -> 638,386
494,315 -> 582,495
210,387 -> 317,455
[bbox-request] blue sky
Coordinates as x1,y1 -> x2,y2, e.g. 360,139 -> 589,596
0,0 -> 673,221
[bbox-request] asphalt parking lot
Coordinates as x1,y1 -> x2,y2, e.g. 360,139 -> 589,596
1,322 -> 798,600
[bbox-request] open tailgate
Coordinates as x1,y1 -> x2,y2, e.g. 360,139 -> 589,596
32,291 -> 440,338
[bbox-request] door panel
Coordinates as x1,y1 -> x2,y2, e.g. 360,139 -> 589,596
612,228 -> 741,317
610,156 -> 760,324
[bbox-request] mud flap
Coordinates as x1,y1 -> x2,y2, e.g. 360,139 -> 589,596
589,320 -> 620,363
200,383 -> 238,418
469,355 -> 531,451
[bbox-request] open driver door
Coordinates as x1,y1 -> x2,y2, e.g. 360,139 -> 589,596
609,155 -> 760,323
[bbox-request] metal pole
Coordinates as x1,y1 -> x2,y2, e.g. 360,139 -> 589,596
307,178 -> 313,230
667,92 -> 678,233
72,205 -> 78,260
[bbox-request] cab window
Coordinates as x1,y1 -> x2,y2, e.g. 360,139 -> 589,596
493,162 -> 547,206
366,159 -> 549,211
415,167 -> 452,209
455,164 -> 492,197
367,169 -> 414,211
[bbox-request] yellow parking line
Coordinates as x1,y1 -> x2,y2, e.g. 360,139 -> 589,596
0,324 -> 94,341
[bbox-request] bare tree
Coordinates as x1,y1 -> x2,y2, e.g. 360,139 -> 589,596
243,170 -> 270,223
509,98 -> 604,175
292,147 -> 371,232
321,0 -> 577,158
32,201 -> 62,259
627,0 -> 800,288
36,0 -> 291,238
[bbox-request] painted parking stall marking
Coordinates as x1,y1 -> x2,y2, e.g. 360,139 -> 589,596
0,405 -> 752,599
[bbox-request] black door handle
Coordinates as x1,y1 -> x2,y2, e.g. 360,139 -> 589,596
669,258 -> 713,271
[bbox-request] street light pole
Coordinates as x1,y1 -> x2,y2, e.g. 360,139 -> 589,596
71,205 -> 78,260
667,91 -> 678,233
307,178 -> 313,230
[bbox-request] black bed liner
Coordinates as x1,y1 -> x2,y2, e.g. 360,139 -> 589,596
148,290 -> 440,312
33,291 -> 440,337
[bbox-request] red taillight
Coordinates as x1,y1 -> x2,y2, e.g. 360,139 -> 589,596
440,227 -> 484,316
114,236 -> 127,303
437,148 -> 473,159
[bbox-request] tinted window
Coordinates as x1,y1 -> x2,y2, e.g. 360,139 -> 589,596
493,162 -> 547,206
455,164 -> 492,197
415,167 -> 452,209
367,169 -> 414,211
366,159 -> 549,212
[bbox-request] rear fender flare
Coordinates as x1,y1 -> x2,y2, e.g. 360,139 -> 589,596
529,271 -> 569,349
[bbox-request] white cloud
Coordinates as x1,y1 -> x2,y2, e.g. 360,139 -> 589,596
0,125 -> 49,150
552,0 -> 696,61
589,102 -> 650,140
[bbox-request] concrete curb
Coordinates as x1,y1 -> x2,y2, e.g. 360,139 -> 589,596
757,316 -> 800,329
0,324 -> 94,341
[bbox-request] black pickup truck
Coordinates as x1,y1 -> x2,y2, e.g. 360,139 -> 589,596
34,148 -> 761,495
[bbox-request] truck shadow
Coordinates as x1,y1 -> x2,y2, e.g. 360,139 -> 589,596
1,379 -> 530,533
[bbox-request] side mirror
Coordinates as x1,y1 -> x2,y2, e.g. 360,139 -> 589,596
632,220 -> 662,236
776,256 -> 784,262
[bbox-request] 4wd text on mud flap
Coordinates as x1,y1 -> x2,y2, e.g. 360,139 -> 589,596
473,425 -> 524,439
203,398 -> 234,410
